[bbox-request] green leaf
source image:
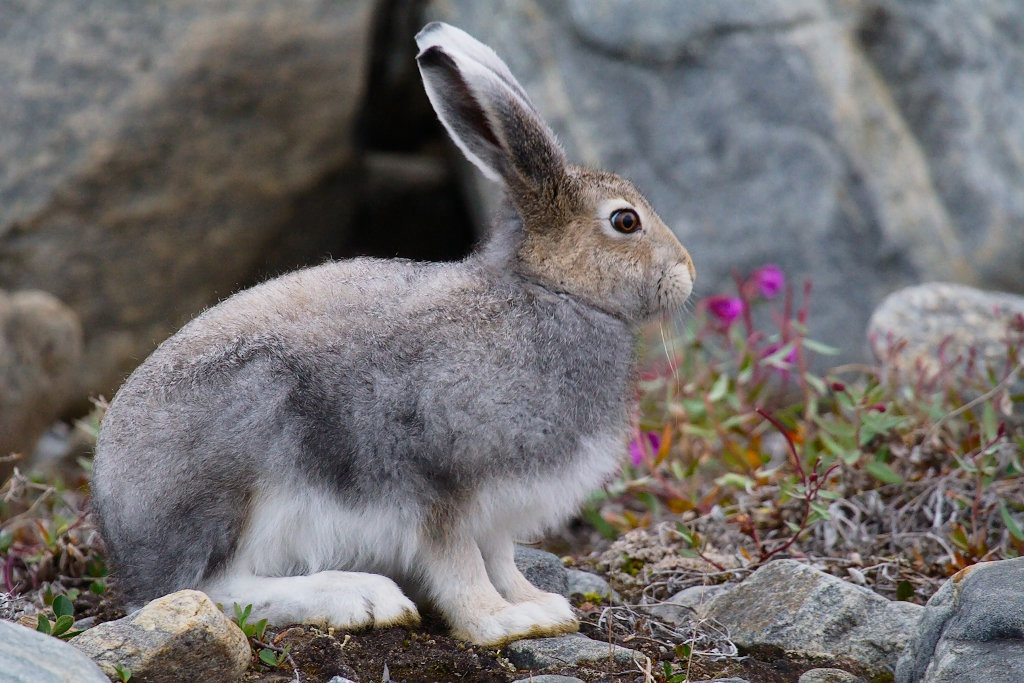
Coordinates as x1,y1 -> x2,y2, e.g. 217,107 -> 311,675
233,603 -> 252,627
707,373 -> 730,403
52,595 -> 74,619
581,507 -> 618,540
1000,501 -> 1024,541
51,614 -> 75,637
896,581 -> 915,601
0,530 -> 12,553
809,500 -> 832,521
254,618 -> 268,640
802,338 -> 840,355
635,491 -> 659,513
859,412 -> 909,445
258,648 -> 281,667
816,416 -> 857,440
714,472 -> 755,492
114,664 -> 132,682
981,401 -> 999,442
36,614 -> 51,635
865,460 -> 903,485
762,342 -> 797,368
803,372 -> 827,396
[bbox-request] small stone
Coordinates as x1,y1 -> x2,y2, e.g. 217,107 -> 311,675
869,283 -> 1024,404
799,669 -> 865,683
0,619 -> 108,683
514,546 -> 569,597
504,633 -> 639,670
326,677 -> 358,683
70,589 -> 251,683
513,676 -> 585,683
565,569 -> 618,602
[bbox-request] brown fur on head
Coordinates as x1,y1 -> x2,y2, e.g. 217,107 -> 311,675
417,23 -> 694,325
514,166 -> 694,322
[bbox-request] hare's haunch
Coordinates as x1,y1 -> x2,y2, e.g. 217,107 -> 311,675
92,22 -> 694,647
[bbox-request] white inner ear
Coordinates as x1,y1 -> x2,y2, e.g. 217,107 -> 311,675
597,198 -> 645,237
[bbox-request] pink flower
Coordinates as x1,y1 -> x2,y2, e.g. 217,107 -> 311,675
706,296 -> 744,327
751,264 -> 785,299
629,431 -> 661,466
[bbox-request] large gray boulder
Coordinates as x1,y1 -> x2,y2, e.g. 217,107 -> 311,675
424,0 -> 1024,363
0,0 -> 376,400
896,557 -> 1024,683
702,560 -> 921,678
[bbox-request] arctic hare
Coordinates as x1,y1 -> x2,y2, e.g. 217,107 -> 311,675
92,22 -> 695,646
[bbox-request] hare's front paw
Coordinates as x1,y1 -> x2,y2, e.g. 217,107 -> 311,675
206,571 -> 420,630
308,571 -> 421,629
453,595 -> 578,647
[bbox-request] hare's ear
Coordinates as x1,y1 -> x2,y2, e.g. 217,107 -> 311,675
415,22 -> 566,189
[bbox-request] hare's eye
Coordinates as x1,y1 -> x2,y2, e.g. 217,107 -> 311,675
610,208 -> 641,234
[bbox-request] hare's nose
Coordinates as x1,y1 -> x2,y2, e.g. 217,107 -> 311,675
680,247 -> 696,282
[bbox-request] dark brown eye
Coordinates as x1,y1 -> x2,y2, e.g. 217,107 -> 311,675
610,208 -> 641,234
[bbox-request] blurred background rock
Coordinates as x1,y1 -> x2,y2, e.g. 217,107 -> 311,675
1,0 -> 1021,464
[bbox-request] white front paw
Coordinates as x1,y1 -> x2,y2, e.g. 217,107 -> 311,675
528,591 -> 576,624
308,572 -> 420,629
452,598 -> 578,647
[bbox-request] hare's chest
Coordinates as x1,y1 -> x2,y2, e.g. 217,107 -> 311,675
472,427 -> 627,540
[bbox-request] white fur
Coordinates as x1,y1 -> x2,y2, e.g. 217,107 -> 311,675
200,430 -> 621,643
203,571 -> 419,630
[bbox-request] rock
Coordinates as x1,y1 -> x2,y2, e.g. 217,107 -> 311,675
896,557 -> 1024,683
0,0 -> 376,400
857,1 -> 1024,293
514,546 -> 569,597
703,559 -> 922,678
504,633 -> 639,670
799,669 -> 865,683
326,677 -> 358,683
645,584 -> 731,627
565,569 -> 618,602
0,593 -> 34,622
70,589 -> 251,683
868,283 -> 1024,398
513,676 -> 585,683
424,0 -> 1024,364
0,290 -> 82,470
0,619 -> 108,683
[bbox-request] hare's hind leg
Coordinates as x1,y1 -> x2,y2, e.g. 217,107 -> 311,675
203,571 -> 420,630
422,532 -> 578,646
478,535 -> 577,620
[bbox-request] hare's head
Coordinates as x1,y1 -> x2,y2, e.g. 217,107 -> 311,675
416,22 -> 694,323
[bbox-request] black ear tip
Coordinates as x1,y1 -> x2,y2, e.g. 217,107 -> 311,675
416,44 -> 455,70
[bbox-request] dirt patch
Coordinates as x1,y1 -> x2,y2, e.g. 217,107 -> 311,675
243,620 -> 515,683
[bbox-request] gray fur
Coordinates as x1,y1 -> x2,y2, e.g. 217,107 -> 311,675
91,23 -> 694,628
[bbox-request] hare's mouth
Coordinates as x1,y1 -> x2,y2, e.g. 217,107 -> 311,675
657,262 -> 694,312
